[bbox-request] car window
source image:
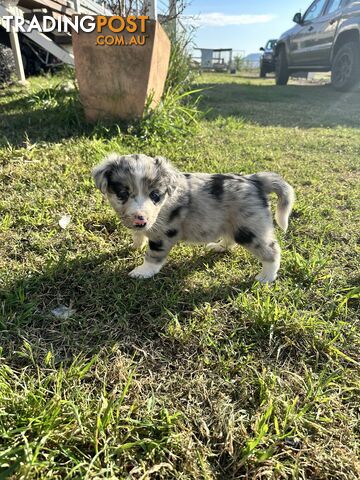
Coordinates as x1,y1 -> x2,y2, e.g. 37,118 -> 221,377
303,0 -> 328,22
325,0 -> 343,13
266,40 -> 277,49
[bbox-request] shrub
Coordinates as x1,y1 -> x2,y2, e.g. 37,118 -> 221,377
0,45 -> 15,85
26,81 -> 83,127
127,84 -> 203,145
164,29 -> 198,94
127,27 -> 203,145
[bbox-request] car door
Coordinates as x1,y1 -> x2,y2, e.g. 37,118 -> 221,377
313,0 -> 344,65
288,0 -> 329,66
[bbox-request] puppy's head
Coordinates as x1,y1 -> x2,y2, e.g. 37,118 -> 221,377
92,153 -> 179,231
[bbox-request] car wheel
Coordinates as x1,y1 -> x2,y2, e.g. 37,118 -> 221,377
275,47 -> 289,85
260,65 -> 266,78
331,41 -> 360,92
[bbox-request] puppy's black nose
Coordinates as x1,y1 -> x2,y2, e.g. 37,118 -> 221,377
136,215 -> 145,221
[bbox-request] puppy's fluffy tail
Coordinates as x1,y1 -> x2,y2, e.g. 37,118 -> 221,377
255,172 -> 295,232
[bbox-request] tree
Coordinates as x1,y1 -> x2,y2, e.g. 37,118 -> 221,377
102,0 -> 187,22
233,54 -> 244,72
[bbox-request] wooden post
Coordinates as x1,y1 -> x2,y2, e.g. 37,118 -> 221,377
229,49 -> 233,72
148,0 -> 157,19
9,28 -> 26,82
169,0 -> 176,37
1,1 -> 26,82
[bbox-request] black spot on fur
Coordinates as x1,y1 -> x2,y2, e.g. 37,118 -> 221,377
149,240 -> 164,252
247,176 -> 269,208
234,227 -> 256,245
206,174 -> 230,200
166,229 -> 178,238
106,174 -> 129,203
269,241 -> 276,249
186,190 -> 192,208
184,173 -> 191,179
169,206 -> 182,222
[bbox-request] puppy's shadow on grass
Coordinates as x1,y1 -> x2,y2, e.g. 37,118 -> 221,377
2,245 -> 251,363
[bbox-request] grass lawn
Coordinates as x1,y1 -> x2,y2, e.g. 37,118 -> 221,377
0,72 -> 359,479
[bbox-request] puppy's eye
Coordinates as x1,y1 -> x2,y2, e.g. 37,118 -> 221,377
149,191 -> 161,204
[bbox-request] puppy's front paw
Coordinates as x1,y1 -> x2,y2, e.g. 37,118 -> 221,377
129,264 -> 157,279
255,272 -> 277,284
207,242 -> 227,253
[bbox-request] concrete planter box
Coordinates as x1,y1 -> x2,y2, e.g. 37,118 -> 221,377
72,17 -> 171,122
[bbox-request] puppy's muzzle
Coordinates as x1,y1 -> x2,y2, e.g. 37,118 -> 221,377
133,214 -> 147,229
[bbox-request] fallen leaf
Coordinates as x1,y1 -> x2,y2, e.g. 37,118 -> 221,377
59,214 -> 71,229
51,305 -> 75,319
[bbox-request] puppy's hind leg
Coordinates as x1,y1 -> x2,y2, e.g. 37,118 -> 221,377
252,240 -> 281,283
234,227 -> 281,283
207,238 -> 235,253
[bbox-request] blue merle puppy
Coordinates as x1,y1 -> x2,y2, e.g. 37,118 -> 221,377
92,153 -> 295,283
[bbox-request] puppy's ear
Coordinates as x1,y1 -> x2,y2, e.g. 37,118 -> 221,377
92,155 -> 117,194
154,156 -> 179,196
